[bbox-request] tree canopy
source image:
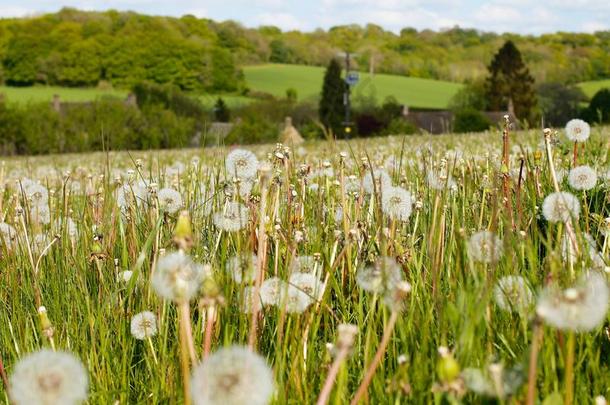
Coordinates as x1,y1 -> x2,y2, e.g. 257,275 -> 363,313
0,8 -> 609,91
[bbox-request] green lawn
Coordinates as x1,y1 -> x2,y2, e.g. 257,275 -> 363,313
0,85 -> 127,103
244,64 -> 463,109
577,79 -> 610,98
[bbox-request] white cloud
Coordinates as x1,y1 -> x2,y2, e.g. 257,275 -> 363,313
256,12 -> 304,30
0,6 -> 37,17
185,8 -> 207,18
581,21 -> 608,32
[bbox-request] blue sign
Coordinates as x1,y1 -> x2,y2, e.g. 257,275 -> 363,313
345,71 -> 359,86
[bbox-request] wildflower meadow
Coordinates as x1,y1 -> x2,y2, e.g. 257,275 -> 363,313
1,119 -> 609,404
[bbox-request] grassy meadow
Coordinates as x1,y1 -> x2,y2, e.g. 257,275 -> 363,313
0,125 -> 609,404
244,64 -> 464,109
577,80 -> 610,99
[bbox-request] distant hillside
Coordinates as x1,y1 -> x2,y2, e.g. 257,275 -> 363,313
244,64 -> 462,109
578,79 -> 610,98
0,8 -> 609,93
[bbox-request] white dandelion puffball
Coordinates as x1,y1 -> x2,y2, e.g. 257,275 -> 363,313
289,272 -> 326,302
22,181 -> 49,205
191,346 -> 274,405
536,271 -> 609,332
130,311 -> 158,340
541,192 -> 580,223
427,171 -> 457,191
10,349 -> 88,405
381,186 -> 413,221
0,222 -> 17,249
280,284 -> 313,313
226,149 -> 259,180
30,203 -> 51,225
468,231 -> 503,263
152,252 -> 204,302
493,276 -> 534,313
226,254 -> 258,284
362,169 -> 391,194
356,256 -> 404,293
568,166 -> 597,191
289,255 -> 319,275
54,218 -> 78,239
157,188 -> 183,214
213,202 -> 249,232
565,118 -> 590,142
260,277 -> 287,306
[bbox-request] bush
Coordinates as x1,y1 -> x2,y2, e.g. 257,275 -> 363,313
537,82 -> 587,127
132,81 -> 206,119
453,108 -> 492,133
382,118 -> 417,135
225,115 -> 277,145
582,88 -> 610,124
0,98 -> 198,155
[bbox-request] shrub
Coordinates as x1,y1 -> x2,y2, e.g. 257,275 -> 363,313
382,118 -> 417,135
453,108 -> 492,133
225,115 -> 277,145
582,88 -> 610,124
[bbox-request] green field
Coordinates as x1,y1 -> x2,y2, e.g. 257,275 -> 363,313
577,79 -> 610,98
244,64 -> 463,109
0,85 -> 127,103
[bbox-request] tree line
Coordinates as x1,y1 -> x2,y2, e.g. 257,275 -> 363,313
0,8 -> 609,92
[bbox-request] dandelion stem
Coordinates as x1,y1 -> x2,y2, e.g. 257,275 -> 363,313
178,314 -> 192,405
564,331 -> 576,405
202,306 -> 216,359
526,321 -> 543,405
147,336 -> 158,365
0,352 -> 10,402
179,303 -> 197,363
316,345 -> 350,405
350,310 -> 399,405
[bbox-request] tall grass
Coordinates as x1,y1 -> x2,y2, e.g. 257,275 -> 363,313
0,126 -> 609,404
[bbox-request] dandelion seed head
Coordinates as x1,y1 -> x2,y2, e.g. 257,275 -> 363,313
226,254 -> 257,284
0,222 -> 17,249
260,277 -> 286,306
130,311 -> 158,340
565,119 -> 590,142
213,202 -> 249,232
541,192 -> 580,223
191,346 -> 273,405
467,231 -> 503,263
536,271 -> 609,331
289,272 -> 325,302
362,169 -> 391,194
568,165 -> 597,191
381,186 -> 413,221
157,188 -> 183,214
356,256 -> 403,293
226,149 -> 259,180
152,252 -> 203,302
10,349 -> 88,405
493,276 -> 533,313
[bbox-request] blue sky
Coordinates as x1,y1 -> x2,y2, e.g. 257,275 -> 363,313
0,0 -> 608,34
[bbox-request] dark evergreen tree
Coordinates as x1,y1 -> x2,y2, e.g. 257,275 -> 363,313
214,97 -> 230,122
485,41 -> 537,123
582,88 -> 610,124
319,58 -> 345,136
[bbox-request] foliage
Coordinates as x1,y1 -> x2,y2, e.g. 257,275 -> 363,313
0,98 -> 196,155
132,81 -> 206,118
449,80 -> 487,111
2,9 -> 610,90
485,41 -> 537,123
537,82 -> 587,127
319,59 -> 346,137
582,88 -> 610,124
453,108 -> 492,133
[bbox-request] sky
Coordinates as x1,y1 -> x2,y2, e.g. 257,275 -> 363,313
0,0 -> 608,35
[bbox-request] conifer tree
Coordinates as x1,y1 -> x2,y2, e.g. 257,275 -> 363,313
485,41 -> 537,123
319,59 -> 345,135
